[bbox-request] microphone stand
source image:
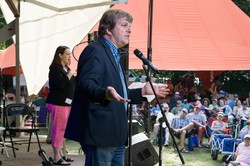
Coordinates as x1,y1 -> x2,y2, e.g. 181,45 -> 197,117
127,104 -> 133,166
142,64 -> 185,165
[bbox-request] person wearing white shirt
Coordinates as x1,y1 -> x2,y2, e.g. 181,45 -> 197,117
237,101 -> 250,130
232,134 -> 250,166
152,103 -> 175,146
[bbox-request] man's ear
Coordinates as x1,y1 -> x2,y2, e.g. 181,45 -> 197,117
106,29 -> 112,36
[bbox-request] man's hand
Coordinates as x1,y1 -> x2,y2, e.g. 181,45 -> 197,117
106,86 -> 131,102
141,82 -> 169,98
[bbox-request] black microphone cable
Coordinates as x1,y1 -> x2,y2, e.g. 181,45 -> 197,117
71,41 -> 89,62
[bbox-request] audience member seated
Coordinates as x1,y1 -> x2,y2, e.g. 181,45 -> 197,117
171,108 -> 194,153
169,91 -> 182,110
206,112 -> 227,148
151,103 -> 175,146
194,93 -> 202,102
230,94 -> 239,109
237,101 -> 250,130
182,99 -> 191,112
151,103 -> 161,125
230,100 -> 242,125
31,92 -> 48,124
32,92 -> 46,108
233,134 -> 250,166
201,98 -> 212,119
32,92 -> 46,110
186,105 -> 206,147
209,99 -> 219,117
239,120 -> 250,141
171,100 -> 183,116
151,103 -> 161,115
190,100 -> 202,111
224,94 -> 232,107
218,98 -> 234,123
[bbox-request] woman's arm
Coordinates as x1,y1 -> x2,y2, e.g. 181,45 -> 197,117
210,121 -> 216,130
221,122 -> 227,132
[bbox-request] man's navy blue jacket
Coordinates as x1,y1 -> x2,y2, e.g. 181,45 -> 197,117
65,38 -> 144,147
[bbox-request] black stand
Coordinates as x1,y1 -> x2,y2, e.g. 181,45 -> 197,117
127,104 -> 133,166
142,65 -> 185,165
38,149 -> 53,166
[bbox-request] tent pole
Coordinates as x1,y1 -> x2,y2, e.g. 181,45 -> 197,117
15,1 -> 20,103
146,0 -> 185,165
15,17 -> 20,103
147,0 -> 153,68
145,0 -> 153,141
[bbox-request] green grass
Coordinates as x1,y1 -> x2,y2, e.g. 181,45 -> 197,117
154,145 -> 223,166
37,126 -> 226,165
65,139 -> 82,154
38,127 -> 48,135
62,138 -> 224,166
137,125 -> 225,165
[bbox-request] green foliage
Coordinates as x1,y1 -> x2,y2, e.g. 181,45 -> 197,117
131,69 -> 250,98
0,8 -> 13,50
0,38 -> 14,50
218,71 -> 250,97
233,0 -> 250,16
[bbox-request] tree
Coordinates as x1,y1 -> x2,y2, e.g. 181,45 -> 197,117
0,8 -> 13,50
218,71 -> 250,98
232,0 -> 250,16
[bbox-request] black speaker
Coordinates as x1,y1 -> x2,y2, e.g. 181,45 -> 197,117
125,133 -> 159,166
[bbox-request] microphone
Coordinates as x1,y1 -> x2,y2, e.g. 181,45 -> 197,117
133,49 -> 159,74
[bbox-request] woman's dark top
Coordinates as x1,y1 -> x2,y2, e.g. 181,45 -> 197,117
46,64 -> 75,106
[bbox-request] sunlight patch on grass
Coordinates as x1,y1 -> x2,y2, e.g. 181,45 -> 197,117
154,145 -> 223,166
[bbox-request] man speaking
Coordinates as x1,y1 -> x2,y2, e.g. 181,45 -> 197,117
65,9 -> 168,166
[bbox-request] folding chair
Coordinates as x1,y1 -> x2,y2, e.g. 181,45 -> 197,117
4,103 -> 41,158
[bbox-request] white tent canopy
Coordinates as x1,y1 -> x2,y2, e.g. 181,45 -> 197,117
0,0 -> 126,95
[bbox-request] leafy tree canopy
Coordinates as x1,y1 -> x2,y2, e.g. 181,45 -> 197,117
232,0 -> 250,16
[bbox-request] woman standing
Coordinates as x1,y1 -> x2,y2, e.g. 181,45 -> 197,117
46,46 -> 75,165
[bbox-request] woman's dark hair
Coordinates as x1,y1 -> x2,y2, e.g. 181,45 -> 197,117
202,98 -> 211,105
98,9 -> 133,37
49,45 -> 69,69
